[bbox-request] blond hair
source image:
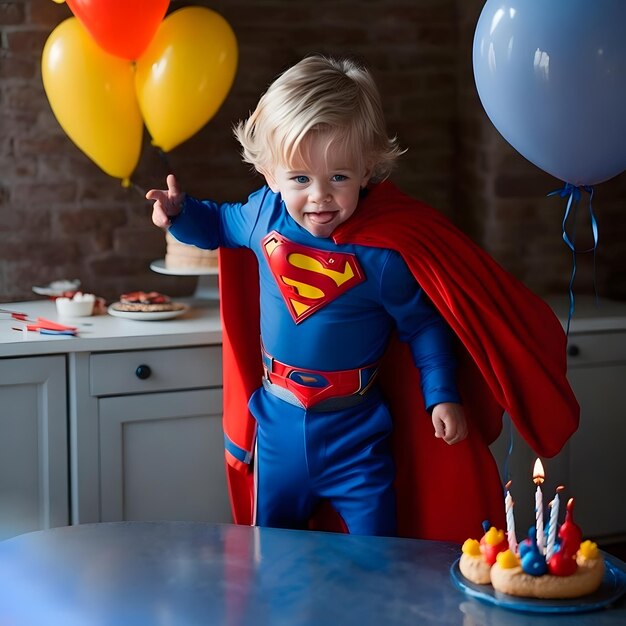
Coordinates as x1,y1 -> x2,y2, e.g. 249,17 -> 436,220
233,55 -> 404,182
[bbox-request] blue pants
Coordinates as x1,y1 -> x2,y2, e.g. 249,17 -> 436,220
248,387 -> 397,536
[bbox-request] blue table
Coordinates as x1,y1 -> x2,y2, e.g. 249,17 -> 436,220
0,522 -> 624,625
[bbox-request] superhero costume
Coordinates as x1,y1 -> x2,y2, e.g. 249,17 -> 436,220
171,185 -> 461,535
173,181 -> 579,543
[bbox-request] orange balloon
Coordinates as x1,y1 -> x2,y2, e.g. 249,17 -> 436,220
65,0 -> 169,61
134,7 -> 238,152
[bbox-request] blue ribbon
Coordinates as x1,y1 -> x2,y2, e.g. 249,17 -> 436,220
547,183 -> 599,335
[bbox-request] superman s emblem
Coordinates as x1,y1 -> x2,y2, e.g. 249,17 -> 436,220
261,231 -> 365,323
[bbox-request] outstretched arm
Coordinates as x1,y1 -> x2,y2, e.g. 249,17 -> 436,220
146,174 -> 186,228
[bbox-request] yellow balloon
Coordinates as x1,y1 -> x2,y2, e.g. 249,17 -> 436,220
41,17 -> 143,183
134,7 -> 238,152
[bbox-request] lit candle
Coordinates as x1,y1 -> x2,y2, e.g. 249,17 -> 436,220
504,480 -> 518,554
533,458 -> 546,553
545,485 -> 564,560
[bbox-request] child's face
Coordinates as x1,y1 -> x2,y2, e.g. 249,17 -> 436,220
264,133 -> 372,238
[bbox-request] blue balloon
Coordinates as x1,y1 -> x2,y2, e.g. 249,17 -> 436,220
473,0 -> 626,186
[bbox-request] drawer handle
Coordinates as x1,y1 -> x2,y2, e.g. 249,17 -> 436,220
135,364 -> 152,380
567,344 -> 580,357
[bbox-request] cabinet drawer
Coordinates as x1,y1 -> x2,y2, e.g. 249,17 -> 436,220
90,346 -> 222,396
566,332 -> 626,367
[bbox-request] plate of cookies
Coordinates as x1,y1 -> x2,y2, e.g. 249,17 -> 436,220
108,291 -> 189,321
451,554 -> 626,613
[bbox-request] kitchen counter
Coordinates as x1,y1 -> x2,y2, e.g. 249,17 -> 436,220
546,294 -> 626,333
3,294 -> 624,356
0,298 -> 223,357
3,294 -> 625,354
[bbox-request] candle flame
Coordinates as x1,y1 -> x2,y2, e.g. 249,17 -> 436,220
505,480 -> 512,490
532,458 -> 545,485
556,485 -> 565,494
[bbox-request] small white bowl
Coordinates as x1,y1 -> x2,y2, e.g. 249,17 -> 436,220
56,295 -> 94,317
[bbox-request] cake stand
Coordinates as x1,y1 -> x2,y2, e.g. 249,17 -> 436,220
150,259 -> 219,301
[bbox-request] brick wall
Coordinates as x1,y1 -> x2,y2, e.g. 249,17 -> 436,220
1,0 -> 624,303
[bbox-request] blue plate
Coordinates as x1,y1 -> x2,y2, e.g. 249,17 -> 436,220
450,553 -> 626,614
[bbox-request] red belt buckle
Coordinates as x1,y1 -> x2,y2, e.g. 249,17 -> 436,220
264,353 -> 378,409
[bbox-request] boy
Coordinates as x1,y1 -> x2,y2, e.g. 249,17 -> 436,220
147,55 -> 578,541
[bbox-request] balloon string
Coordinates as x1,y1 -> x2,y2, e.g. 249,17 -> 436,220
547,183 -> 599,335
154,146 -> 176,175
129,147 -> 177,201
128,181 -> 147,197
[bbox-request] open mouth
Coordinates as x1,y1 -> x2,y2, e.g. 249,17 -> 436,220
305,211 -> 336,225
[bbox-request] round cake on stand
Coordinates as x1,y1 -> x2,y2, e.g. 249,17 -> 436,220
150,233 -> 219,300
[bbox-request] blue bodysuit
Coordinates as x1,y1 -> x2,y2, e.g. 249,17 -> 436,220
170,185 -> 460,535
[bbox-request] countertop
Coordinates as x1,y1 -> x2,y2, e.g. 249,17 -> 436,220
0,299 -> 222,357
1,293 -> 624,359
0,521 -> 624,626
545,294 -> 626,333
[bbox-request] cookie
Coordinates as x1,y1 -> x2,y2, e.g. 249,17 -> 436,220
490,554 -> 605,599
111,301 -> 186,313
119,291 -> 171,305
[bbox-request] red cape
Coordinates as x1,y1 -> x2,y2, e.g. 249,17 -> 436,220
218,181 -> 579,543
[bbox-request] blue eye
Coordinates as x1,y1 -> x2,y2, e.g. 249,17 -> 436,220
332,174 -> 348,182
293,175 -> 309,184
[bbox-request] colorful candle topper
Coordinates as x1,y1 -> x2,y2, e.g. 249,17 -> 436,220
547,497 -> 582,576
533,458 -> 546,553
559,497 -> 582,547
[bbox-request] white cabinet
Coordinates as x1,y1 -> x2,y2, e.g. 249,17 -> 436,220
98,389 -> 228,522
566,330 -> 626,538
70,345 -> 232,525
0,299 -> 228,540
0,356 -> 68,540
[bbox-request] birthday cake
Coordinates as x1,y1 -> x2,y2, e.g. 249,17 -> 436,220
458,461 -> 605,600
165,232 -> 218,270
